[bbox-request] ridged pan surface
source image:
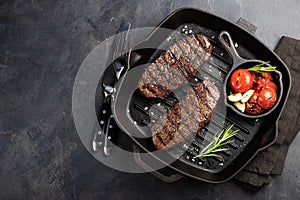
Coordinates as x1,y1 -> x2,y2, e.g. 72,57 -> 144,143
112,8 -> 291,183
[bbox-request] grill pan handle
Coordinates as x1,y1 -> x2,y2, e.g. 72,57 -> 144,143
218,31 -> 247,68
133,145 -> 183,183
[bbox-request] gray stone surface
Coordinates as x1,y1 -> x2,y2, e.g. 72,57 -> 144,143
0,0 -> 299,199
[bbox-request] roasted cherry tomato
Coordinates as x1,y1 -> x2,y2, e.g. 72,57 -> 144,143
251,72 -> 272,82
251,72 -> 260,83
245,102 -> 262,115
249,92 -> 260,103
229,69 -> 254,93
258,88 -> 277,110
254,78 -> 269,92
245,92 -> 262,115
254,78 -> 277,93
261,72 -> 272,80
263,81 -> 277,92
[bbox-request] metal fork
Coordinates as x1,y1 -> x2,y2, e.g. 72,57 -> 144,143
92,84 -> 114,151
103,22 -> 131,156
92,21 -> 131,154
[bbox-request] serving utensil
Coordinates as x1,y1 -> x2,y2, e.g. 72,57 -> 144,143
92,21 -> 131,155
103,61 -> 124,156
102,84 -> 114,156
92,84 -> 114,152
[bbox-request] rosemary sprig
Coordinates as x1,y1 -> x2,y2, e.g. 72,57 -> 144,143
247,61 -> 276,73
193,124 -> 239,160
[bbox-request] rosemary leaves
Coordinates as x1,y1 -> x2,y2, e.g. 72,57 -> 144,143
194,124 -> 239,160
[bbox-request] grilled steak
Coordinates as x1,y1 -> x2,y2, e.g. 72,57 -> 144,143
152,78 -> 220,149
139,34 -> 213,99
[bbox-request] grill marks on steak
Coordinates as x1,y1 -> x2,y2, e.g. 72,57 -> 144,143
152,79 -> 220,149
139,34 -> 213,99
136,33 -> 218,149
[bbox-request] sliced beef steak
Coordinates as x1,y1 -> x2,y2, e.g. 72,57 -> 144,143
152,78 -> 220,150
138,34 -> 213,99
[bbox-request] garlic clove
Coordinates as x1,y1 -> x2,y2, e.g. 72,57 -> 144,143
228,93 -> 242,102
241,89 -> 255,103
234,101 -> 246,112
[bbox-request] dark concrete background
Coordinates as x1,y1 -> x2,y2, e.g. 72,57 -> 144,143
0,0 -> 300,199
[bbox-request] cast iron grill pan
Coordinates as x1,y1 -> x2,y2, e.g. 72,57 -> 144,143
127,24 -> 263,173
112,8 -> 291,182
